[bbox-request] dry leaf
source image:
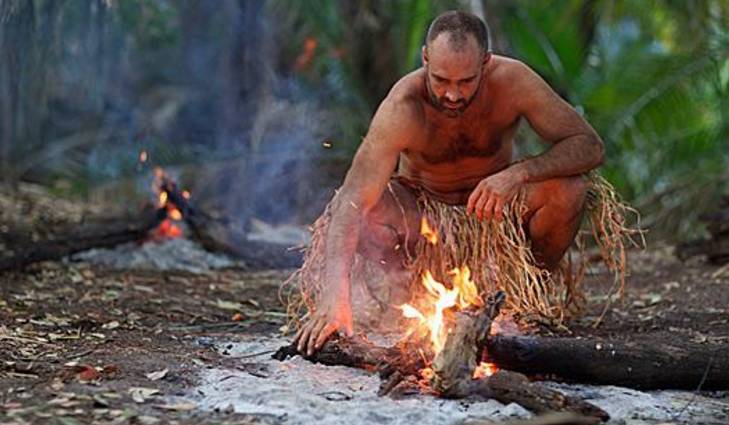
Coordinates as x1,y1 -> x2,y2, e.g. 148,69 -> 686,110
102,321 -> 120,330
76,365 -> 100,382
154,400 -> 197,411
145,368 -> 169,381
129,387 -> 159,403
214,299 -> 243,311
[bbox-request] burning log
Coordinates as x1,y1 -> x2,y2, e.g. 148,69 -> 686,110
486,335 -> 729,391
429,292 -> 608,421
0,205 -> 166,272
157,172 -> 302,270
273,292 -> 608,421
273,335 -> 426,395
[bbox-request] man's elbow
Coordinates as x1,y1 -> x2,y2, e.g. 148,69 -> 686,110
588,134 -> 605,169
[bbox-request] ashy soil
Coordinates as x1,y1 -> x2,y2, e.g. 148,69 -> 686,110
1,185 -> 729,424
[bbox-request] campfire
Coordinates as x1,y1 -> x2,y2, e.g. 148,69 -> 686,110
399,217 -> 497,379
151,166 -> 186,240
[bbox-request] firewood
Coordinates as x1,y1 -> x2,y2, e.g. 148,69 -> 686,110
160,176 -> 302,270
273,292 -> 607,420
0,205 -> 166,272
487,334 -> 729,390
429,292 -> 608,421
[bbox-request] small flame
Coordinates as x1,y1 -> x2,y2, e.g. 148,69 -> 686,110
139,150 -> 148,163
473,362 -> 497,379
400,266 -> 482,355
420,367 -> 434,380
158,191 -> 168,208
168,208 -> 182,221
156,219 -> 182,239
420,217 -> 438,245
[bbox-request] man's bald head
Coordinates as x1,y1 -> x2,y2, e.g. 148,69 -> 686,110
425,11 -> 490,54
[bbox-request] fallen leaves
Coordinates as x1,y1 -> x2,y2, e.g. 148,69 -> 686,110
129,387 -> 159,403
145,368 -> 169,381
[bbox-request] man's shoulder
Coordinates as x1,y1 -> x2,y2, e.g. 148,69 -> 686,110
377,69 -> 426,123
488,55 -> 534,86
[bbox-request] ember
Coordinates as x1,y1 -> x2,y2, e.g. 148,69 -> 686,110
151,166 -> 187,240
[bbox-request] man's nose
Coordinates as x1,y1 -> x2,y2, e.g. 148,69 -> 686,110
444,90 -> 462,102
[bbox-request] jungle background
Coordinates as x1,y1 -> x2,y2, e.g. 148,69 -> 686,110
2,2 -> 729,424
1,0 -> 727,241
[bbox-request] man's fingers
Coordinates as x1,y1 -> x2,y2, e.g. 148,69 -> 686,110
474,191 -> 491,220
466,190 -> 481,215
482,196 -> 496,221
307,319 -> 329,355
494,198 -> 505,221
296,320 -> 316,353
314,323 -> 338,351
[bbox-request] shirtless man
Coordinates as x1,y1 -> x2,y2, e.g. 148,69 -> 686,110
294,11 -> 604,355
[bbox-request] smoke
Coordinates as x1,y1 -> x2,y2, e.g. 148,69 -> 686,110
1,1 -> 344,235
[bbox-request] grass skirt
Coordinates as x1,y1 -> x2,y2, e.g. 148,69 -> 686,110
282,173 -> 643,330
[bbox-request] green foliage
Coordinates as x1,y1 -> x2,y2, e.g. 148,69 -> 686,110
2,0 -> 727,238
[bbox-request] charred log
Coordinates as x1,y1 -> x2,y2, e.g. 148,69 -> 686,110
273,335 -> 425,383
0,205 -> 166,272
430,292 -> 608,421
160,176 -> 302,270
487,335 -> 729,390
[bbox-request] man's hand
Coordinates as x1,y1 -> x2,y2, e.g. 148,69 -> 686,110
293,295 -> 353,356
466,167 -> 525,221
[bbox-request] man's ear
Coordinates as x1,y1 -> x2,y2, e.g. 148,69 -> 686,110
421,45 -> 428,66
482,51 -> 492,66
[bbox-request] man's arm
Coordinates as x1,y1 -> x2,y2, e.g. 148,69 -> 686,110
467,63 -> 604,220
510,63 -> 604,183
294,95 -> 419,355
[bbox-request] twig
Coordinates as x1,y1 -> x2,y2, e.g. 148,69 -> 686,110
669,351 -> 715,422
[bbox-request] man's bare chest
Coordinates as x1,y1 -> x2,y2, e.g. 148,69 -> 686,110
412,118 -> 519,165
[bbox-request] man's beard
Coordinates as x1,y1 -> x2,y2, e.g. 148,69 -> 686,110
425,77 -> 478,118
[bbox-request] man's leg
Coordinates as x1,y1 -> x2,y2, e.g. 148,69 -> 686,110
523,176 -> 589,271
357,179 -> 421,271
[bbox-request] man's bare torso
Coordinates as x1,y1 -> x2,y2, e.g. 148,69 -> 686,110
392,55 -> 522,204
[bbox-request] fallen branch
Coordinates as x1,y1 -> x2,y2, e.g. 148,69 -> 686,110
486,334 -> 729,390
160,175 -> 302,270
0,205 -> 166,272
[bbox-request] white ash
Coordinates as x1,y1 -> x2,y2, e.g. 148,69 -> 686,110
72,238 -> 238,273
247,218 -> 310,246
190,335 -> 729,425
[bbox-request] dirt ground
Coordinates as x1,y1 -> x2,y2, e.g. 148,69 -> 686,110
2,186 -> 729,424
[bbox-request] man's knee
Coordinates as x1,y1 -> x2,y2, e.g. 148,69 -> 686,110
542,176 -> 589,214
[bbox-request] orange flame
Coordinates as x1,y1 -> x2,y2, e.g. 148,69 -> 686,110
400,266 -> 482,354
139,150 -> 148,163
420,217 -> 438,245
158,191 -> 168,208
168,208 -> 182,221
473,362 -> 497,379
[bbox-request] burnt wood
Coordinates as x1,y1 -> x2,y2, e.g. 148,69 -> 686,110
487,335 -> 729,390
0,205 -> 166,272
160,176 -> 303,270
273,292 -> 608,420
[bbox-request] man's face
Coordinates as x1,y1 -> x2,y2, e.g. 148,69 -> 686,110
422,33 -> 489,117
